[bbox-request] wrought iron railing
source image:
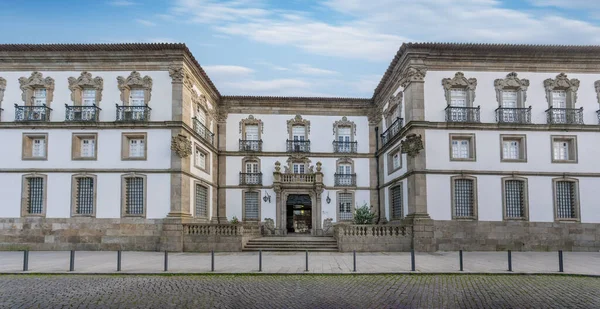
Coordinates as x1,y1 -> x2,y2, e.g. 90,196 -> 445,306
193,117 -> 215,145
332,141 -> 357,153
239,172 -> 262,185
281,173 -> 315,183
545,107 -> 583,125
14,104 -> 52,122
115,104 -> 151,122
495,107 -> 531,124
445,106 -> 480,123
381,117 -> 403,145
334,173 -> 357,187
65,104 -> 101,122
286,140 -> 310,152
239,139 -> 262,152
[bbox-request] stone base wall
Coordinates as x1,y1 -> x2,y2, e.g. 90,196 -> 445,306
434,220 -> 600,252
334,225 -> 412,252
181,223 -> 261,252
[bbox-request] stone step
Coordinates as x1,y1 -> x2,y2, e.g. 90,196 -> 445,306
245,244 -> 338,249
246,241 -> 338,245
242,248 -> 339,252
244,236 -> 339,252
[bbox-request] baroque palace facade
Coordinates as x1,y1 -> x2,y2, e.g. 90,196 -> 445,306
0,43 -> 599,252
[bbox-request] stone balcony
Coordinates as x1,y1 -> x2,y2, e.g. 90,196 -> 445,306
272,161 -> 323,190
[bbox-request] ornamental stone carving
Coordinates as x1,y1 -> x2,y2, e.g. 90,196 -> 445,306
239,115 -> 264,135
494,72 -> 529,106
543,73 -> 580,107
400,66 -> 427,87
170,134 -> 193,158
401,133 -> 424,157
594,80 -> 600,105
263,218 -> 275,235
442,72 -> 477,105
274,161 -> 281,172
117,71 -> 153,105
19,72 -> 55,106
168,65 -> 185,83
0,77 -> 5,106
284,154 -> 311,174
332,116 -> 356,136
287,115 -> 310,136
68,72 -> 104,105
367,107 -> 382,126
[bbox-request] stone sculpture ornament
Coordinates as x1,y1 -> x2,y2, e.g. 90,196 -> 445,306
68,72 -> 104,104
493,72 -> 529,105
441,72 -> 477,104
594,80 -> 600,105
19,71 -> 55,104
170,134 -> 193,158
0,77 -> 6,105
543,73 -> 580,106
401,133 -> 424,157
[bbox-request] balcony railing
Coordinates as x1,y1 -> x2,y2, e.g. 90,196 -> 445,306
115,104 -> 151,122
281,173 -> 315,183
193,117 -> 215,145
239,172 -> 262,185
545,107 -> 583,125
445,105 -> 480,123
495,107 -> 531,124
380,117 -> 403,146
14,104 -> 52,122
286,140 -> 310,153
334,173 -> 356,187
239,139 -> 262,152
65,104 -> 101,122
333,141 -> 357,153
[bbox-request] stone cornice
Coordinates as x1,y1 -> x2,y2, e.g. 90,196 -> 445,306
222,96 -> 372,116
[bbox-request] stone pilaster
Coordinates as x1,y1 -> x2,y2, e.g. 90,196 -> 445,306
315,162 -> 324,235
213,112 -> 228,223
368,108 -> 384,223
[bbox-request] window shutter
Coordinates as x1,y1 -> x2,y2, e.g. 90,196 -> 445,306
245,125 -> 259,140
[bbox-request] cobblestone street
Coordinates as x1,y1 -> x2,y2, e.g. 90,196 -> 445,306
0,274 -> 598,308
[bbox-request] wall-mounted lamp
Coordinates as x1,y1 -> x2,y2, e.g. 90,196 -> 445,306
263,191 -> 271,203
326,192 -> 331,204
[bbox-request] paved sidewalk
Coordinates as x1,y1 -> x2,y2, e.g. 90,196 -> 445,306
1,251 -> 599,275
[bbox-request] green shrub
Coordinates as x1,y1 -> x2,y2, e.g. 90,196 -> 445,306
353,204 -> 375,225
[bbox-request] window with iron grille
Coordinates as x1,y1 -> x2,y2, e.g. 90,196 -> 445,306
244,191 -> 259,220
556,181 -> 577,219
75,177 -> 94,215
338,192 -> 353,221
391,185 -> 403,220
195,184 -> 208,217
453,178 -> 474,218
27,177 -> 44,214
125,177 -> 144,215
504,180 -> 525,219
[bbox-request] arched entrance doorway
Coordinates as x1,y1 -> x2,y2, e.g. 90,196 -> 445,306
286,194 -> 312,234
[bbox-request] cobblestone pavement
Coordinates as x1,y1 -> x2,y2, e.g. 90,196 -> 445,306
0,274 -> 599,308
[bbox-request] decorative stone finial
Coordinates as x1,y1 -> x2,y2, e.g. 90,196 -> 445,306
274,161 -> 281,172
316,161 -> 322,172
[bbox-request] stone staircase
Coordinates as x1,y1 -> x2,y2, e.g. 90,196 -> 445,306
243,236 -> 339,252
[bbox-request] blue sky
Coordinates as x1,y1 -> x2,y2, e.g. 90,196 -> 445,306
2,0 -> 600,97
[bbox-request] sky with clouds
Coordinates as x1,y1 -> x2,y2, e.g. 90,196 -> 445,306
2,0 -> 600,97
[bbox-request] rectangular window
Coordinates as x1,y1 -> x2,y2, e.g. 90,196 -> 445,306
553,141 -> 568,161
551,136 -> 577,163
196,106 -> 206,125
293,163 -> 305,174
245,125 -> 259,141
393,152 -> 401,169
451,139 -> 469,159
450,89 -> 467,107
556,181 -> 577,219
390,185 -> 403,220
27,177 -> 44,214
195,184 -> 208,218
453,178 -> 474,218
244,191 -> 259,220
338,193 -> 353,221
552,90 -> 566,108
33,88 -> 46,106
122,133 -> 147,160
246,161 -> 259,173
195,148 -> 206,170
32,138 -> 46,158
130,89 -> 145,106
82,89 -> 96,106
125,177 -> 144,215
23,133 -> 49,160
75,177 -> 94,215
129,139 -> 145,158
80,139 -> 95,158
503,140 -> 519,160
450,134 -> 475,161
292,126 -> 306,140
504,180 -> 525,219
500,135 -> 526,162
502,90 -> 517,108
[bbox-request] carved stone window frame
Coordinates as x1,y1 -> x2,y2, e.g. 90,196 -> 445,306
499,134 -> 527,163
332,116 -> 356,141
384,92 -> 402,127
19,72 -> 55,107
0,77 -> 6,109
68,72 -> 103,106
449,133 -> 476,162
335,157 -> 355,174
242,189 -> 262,222
283,154 -> 312,173
494,72 -> 529,108
387,146 -> 402,175
193,181 -> 210,220
120,173 -> 147,218
336,189 -> 355,222
389,182 -> 403,221
544,73 -> 580,108
441,72 -> 477,107
121,132 -> 148,161
71,173 -> 98,217
21,173 -> 48,218
117,71 -> 153,106
242,156 -> 261,173
22,132 -> 48,161
239,115 -> 264,140
194,143 -> 210,173
72,132 -> 98,161
552,177 -> 580,222
501,176 -> 529,221
450,175 -> 478,221
550,135 -> 578,164
594,80 -> 600,107
287,115 -> 310,140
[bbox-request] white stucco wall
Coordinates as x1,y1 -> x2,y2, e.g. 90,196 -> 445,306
0,70 -> 172,122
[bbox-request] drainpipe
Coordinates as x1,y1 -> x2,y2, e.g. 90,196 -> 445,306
375,126 -> 381,224
216,123 -> 220,224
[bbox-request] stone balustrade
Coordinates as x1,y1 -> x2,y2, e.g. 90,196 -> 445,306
182,223 -> 261,252
334,224 -> 411,252
281,173 -> 315,183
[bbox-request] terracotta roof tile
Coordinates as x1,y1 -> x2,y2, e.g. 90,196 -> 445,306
222,95 -> 372,103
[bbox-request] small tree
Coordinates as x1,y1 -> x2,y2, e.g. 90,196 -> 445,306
230,216 -> 239,224
353,204 -> 375,225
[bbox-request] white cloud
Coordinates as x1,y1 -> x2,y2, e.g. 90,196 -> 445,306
294,64 -> 338,75
203,65 -> 255,76
527,0 -> 595,8
254,60 -> 289,71
108,0 -> 136,6
136,19 -> 156,27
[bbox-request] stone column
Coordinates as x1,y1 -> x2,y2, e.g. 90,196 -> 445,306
314,162 -> 324,235
273,161 -> 283,235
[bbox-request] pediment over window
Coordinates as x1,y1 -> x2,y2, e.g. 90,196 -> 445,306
117,71 -> 153,105
543,73 -> 580,107
494,72 -> 529,107
19,72 -> 55,106
594,80 -> 600,105
332,116 -> 356,136
283,154 -> 313,174
68,72 -> 104,105
441,72 -> 477,106
239,115 -> 264,135
0,77 -> 5,106
287,115 -> 310,137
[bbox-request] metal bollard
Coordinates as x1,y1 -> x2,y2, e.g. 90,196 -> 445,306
459,250 -> 463,271
411,249 -> 416,271
353,250 -> 356,272
508,250 -> 512,272
305,250 -> 308,272
211,250 -> 215,272
69,250 -> 75,272
558,250 -> 564,273
164,251 -> 168,272
259,250 -> 262,272
23,250 -> 29,272
117,251 -> 122,272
